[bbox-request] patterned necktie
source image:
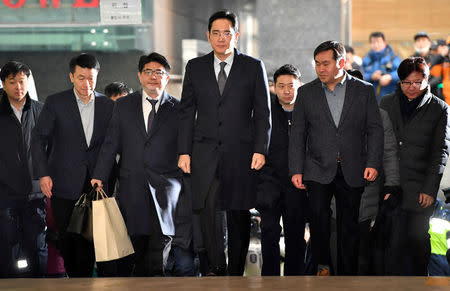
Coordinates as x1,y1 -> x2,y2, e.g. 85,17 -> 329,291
218,61 -> 227,95
146,98 -> 158,133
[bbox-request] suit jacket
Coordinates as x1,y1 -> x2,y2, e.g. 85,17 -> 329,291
31,89 -> 114,200
178,49 -> 271,210
289,74 -> 384,187
93,91 -> 181,236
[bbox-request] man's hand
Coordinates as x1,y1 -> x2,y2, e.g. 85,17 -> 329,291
384,193 -> 391,200
251,153 -> 265,170
40,176 -> 53,198
379,74 -> 392,87
419,193 -> 434,208
91,179 -> 103,191
364,167 -> 378,182
291,174 -> 306,190
178,154 -> 191,174
371,70 -> 382,81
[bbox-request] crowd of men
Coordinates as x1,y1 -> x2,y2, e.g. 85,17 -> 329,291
1,9 -> 450,278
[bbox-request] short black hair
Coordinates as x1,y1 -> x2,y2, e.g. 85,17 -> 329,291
273,64 -> 301,84
104,82 -> 133,98
69,53 -> 100,74
346,69 -> 364,80
397,57 -> 430,81
344,45 -> 354,54
369,31 -> 385,41
208,10 -> 238,32
0,61 -> 31,82
138,52 -> 171,72
313,40 -> 346,61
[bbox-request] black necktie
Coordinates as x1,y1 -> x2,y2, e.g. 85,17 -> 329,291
218,61 -> 227,95
146,98 -> 158,133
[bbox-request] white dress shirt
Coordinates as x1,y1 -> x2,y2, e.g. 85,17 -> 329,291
142,90 -> 162,132
213,52 -> 234,81
74,89 -> 95,147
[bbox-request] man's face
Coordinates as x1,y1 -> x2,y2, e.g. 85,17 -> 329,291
400,70 -> 428,100
370,37 -> 387,53
344,52 -> 354,70
275,74 -> 301,106
315,50 -> 343,85
207,18 -> 239,60
70,65 -> 98,99
415,37 -> 431,54
2,71 -> 28,103
138,61 -> 170,97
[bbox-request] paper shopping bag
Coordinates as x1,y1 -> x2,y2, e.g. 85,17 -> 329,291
92,189 -> 134,262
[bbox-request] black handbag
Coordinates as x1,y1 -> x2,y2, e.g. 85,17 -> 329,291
66,188 -> 95,241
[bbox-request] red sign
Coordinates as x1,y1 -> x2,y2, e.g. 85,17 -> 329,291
3,0 -> 99,8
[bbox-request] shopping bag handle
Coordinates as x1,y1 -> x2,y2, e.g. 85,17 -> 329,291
75,185 -> 97,205
95,188 -> 109,201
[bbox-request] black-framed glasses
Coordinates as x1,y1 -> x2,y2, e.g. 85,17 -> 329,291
400,80 -> 423,88
142,69 -> 167,77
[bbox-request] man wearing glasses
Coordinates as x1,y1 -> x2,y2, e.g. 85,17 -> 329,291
91,52 -> 185,276
178,10 -> 271,276
380,57 -> 450,275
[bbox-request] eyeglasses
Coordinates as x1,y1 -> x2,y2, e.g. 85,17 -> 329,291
142,69 -> 167,77
211,31 -> 233,38
400,80 -> 423,88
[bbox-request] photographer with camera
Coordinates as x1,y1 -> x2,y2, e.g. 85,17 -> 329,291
363,32 -> 402,102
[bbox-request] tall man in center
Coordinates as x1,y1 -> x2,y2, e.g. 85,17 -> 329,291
178,10 -> 271,276
289,41 -> 384,275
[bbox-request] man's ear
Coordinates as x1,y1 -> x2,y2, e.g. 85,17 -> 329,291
336,57 -> 345,69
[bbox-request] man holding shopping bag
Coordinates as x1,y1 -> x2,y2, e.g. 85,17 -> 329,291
91,52 -> 182,277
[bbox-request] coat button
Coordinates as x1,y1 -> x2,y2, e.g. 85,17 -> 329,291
219,121 -> 222,126
218,141 -> 222,146
399,141 -> 402,146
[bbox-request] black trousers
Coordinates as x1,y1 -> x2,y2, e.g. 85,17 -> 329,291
97,185 -> 168,277
259,188 -> 307,276
385,207 -> 431,276
306,165 -> 363,275
51,195 -> 95,277
196,177 -> 251,276
0,197 -> 47,278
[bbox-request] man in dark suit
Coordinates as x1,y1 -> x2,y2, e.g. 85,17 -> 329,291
91,52 -> 184,277
31,54 -> 114,277
289,41 -> 384,276
178,10 -> 271,276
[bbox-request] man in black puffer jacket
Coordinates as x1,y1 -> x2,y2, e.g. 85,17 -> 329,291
256,64 -> 307,276
380,57 -> 450,276
0,61 -> 46,278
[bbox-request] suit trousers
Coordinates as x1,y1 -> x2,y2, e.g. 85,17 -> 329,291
195,177 -> 227,275
259,188 -> 307,276
51,195 -> 95,277
305,165 -> 363,275
129,185 -> 170,277
226,209 -> 251,276
196,176 -> 251,276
